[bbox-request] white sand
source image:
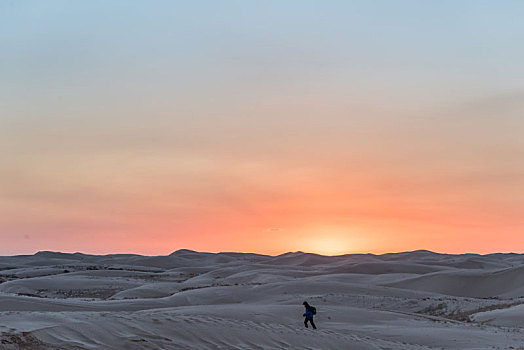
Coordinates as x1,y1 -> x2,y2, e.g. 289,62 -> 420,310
0,250 -> 522,349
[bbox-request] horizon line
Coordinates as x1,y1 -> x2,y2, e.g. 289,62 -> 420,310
3,248 -> 522,258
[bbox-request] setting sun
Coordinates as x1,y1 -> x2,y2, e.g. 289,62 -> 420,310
296,226 -> 361,256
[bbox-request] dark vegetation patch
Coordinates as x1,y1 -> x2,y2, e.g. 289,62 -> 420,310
0,332 -> 76,350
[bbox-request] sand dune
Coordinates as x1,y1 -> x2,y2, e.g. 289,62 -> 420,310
0,250 -> 522,349
472,303 -> 524,328
385,265 -> 524,298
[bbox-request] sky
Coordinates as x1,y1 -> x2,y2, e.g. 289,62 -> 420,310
1,1 -> 523,255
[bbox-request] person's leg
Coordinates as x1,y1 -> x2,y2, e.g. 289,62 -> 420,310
310,318 -> 317,329
304,318 -> 308,328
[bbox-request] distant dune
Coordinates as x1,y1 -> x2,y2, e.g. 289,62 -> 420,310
0,250 -> 522,349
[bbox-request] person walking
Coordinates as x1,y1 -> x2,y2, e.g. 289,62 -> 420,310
302,301 -> 317,329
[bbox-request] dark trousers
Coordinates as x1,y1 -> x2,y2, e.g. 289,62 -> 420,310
304,317 -> 316,329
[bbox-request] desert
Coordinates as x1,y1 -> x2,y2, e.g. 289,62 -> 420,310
0,250 -> 522,349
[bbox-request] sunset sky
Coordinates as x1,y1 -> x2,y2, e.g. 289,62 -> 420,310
1,1 -> 523,255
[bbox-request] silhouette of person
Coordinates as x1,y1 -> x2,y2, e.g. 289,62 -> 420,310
302,301 -> 317,329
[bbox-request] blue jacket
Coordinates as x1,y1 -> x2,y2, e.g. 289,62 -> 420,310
304,308 -> 314,318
